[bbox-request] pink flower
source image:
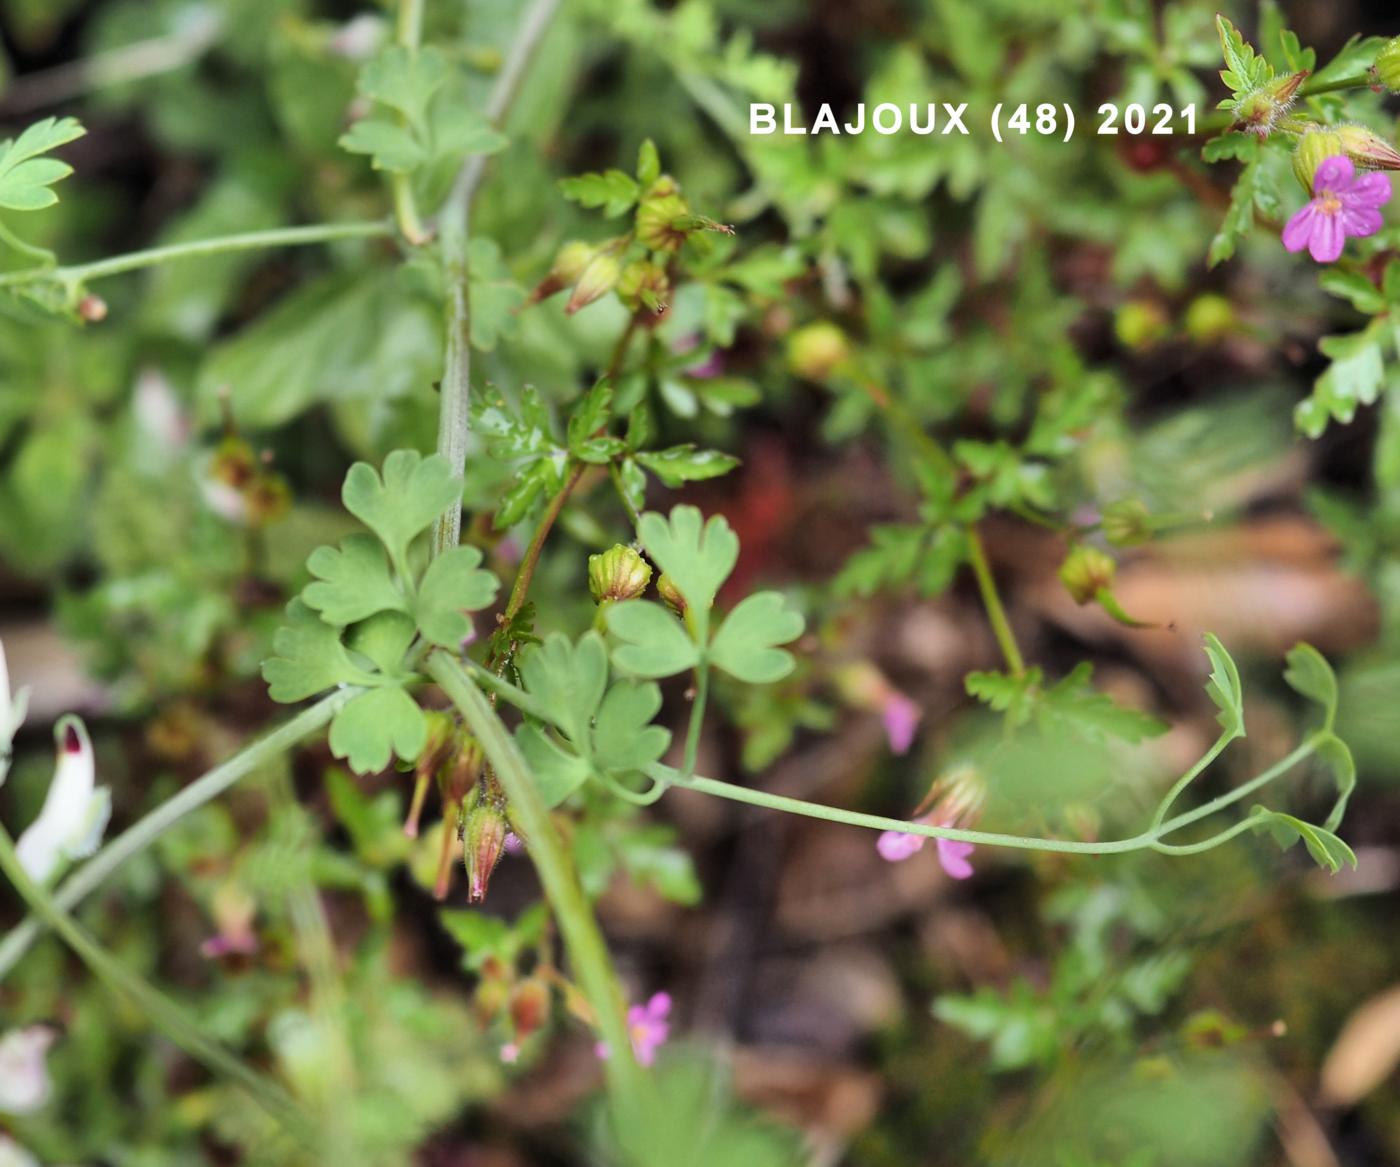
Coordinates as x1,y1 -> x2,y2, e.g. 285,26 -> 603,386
875,765 -> 984,880
877,829 -> 925,862
880,691 -> 922,755
595,991 -> 672,1068
935,838 -> 975,880
500,1042 -> 520,1065
876,823 -> 976,880
1283,156 -> 1391,263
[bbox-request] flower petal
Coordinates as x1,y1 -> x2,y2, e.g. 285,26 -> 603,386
936,838 -> 975,880
1308,210 -> 1345,262
877,829 -> 925,862
1314,155 -> 1354,193
879,691 -> 922,755
1282,203 -> 1319,253
1347,171 -> 1393,208
1342,205 -> 1384,239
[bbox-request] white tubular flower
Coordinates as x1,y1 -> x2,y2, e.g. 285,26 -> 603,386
1,639 -> 31,780
0,1025 -> 55,1113
15,716 -> 111,885
0,1134 -> 39,1167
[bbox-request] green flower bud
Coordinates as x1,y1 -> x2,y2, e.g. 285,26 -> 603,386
656,573 -> 686,618
565,253 -> 622,315
1059,545 -> 1116,605
1336,123 -> 1400,172
617,260 -> 670,315
588,544 -> 652,604
786,321 -> 851,381
1101,499 -> 1152,548
1234,70 -> 1305,137
636,189 -> 691,253
1374,36 -> 1400,92
463,795 -> 508,903
1183,293 -> 1236,343
1113,300 -> 1169,351
1292,128 -> 1345,193
244,472 -> 291,526
527,241 -> 599,306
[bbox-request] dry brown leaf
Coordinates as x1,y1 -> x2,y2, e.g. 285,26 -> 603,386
1319,983 -> 1400,1106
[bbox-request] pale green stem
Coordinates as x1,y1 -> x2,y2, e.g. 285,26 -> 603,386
0,821 -> 314,1143
0,221 -> 393,291
390,0 -> 430,245
1150,731 -> 1236,833
965,527 -> 1026,677
431,0 -> 562,555
0,693 -> 348,982
426,653 -> 651,1127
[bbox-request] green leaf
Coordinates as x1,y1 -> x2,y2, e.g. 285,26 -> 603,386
0,117 -> 85,211
607,600 -> 701,678
344,610 -> 417,677
303,533 -> 407,625
495,457 -> 560,528
1295,321 -> 1389,438
559,168 -> 639,217
1203,634 -> 1245,739
263,599 -> 380,702
567,378 -> 614,451
516,723 -> 592,807
1283,642 -> 1338,728
636,445 -> 740,487
356,45 -> 447,131
466,238 -> 524,351
342,450 -> 461,569
1318,270 -> 1386,315
593,681 -> 671,774
339,117 -> 426,172
429,104 -> 508,161
636,139 -> 661,187
638,505 -> 739,614
709,592 -> 804,684
329,686 -> 427,774
965,668 -> 1042,727
414,545 -> 499,648
1314,733 -> 1356,832
1215,15 -> 1273,95
518,631 -> 609,746
1252,809 -> 1357,874
616,824 -> 701,906
1040,663 -> 1168,745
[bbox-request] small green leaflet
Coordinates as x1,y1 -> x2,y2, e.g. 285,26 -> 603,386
1294,319 -> 1390,439
329,687 -> 428,774
1203,633 -> 1245,740
342,450 -> 460,570
635,445 -> 740,487
1251,808 -> 1357,874
1215,15 -> 1273,96
0,117 -> 85,212
708,592 -> 804,684
559,169 -> 639,217
415,545 -> 498,648
637,505 -> 739,614
606,601 -> 700,678
1283,642 -> 1338,728
304,533 -> 405,625
263,599 -> 381,702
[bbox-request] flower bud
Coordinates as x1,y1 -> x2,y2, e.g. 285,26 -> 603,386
1101,499 -> 1152,548
1113,300 -> 1168,351
1374,37 -> 1400,92
786,321 -> 850,381
1336,124 -> 1400,172
1183,293 -> 1236,343
617,260 -> 670,315
588,544 -> 652,605
509,977 -> 551,1042
1234,70 -> 1306,137
1059,545 -> 1116,605
656,573 -> 686,618
635,188 -> 691,253
77,293 -> 107,323
244,472 -> 291,526
438,731 -> 483,805
565,253 -> 621,315
463,796 -> 508,903
1292,128 -> 1345,193
405,711 -> 455,838
210,435 -> 256,490
526,241 -> 598,306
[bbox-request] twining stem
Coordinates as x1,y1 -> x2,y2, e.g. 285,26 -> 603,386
965,527 -> 1026,677
0,221 -> 394,290
431,0 -> 563,556
0,692 -> 348,982
651,733 -> 1322,857
426,653 -> 650,1126
0,822 -> 314,1143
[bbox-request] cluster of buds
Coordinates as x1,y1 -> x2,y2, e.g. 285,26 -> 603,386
474,960 -> 554,1065
1292,125 -> 1400,193
526,238 -> 627,316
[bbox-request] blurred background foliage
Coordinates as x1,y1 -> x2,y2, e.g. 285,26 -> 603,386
1,0 -> 1400,1164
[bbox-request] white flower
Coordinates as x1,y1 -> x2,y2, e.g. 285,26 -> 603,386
0,1025 -> 55,1114
0,1135 -> 39,1167
15,717 -> 110,885
0,639 -> 31,782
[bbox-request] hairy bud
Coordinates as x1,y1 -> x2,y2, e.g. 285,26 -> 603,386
565,253 -> 622,315
1292,128 -> 1345,192
635,186 -> 691,253
463,796 -> 508,903
617,260 -> 670,315
1335,124 -> 1400,172
1374,37 -> 1400,93
656,573 -> 686,618
1101,499 -> 1152,548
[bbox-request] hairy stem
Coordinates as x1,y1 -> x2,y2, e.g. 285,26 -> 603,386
0,822 -> 314,1142
431,0 -> 563,555
0,221 -> 394,290
966,527 -> 1026,677
0,693 -> 348,982
426,653 -> 650,1124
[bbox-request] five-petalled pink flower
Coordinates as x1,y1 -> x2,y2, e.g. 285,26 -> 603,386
1283,155 -> 1391,263
876,765 -> 984,881
596,991 -> 672,1067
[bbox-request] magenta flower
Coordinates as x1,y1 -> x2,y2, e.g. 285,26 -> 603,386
877,828 -> 925,862
596,991 -> 672,1067
936,838 -> 975,880
879,690 -> 922,755
876,823 -> 976,880
1283,156 -> 1391,263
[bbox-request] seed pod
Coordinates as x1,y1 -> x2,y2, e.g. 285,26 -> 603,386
566,253 -> 622,315
1335,124 -> 1400,172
